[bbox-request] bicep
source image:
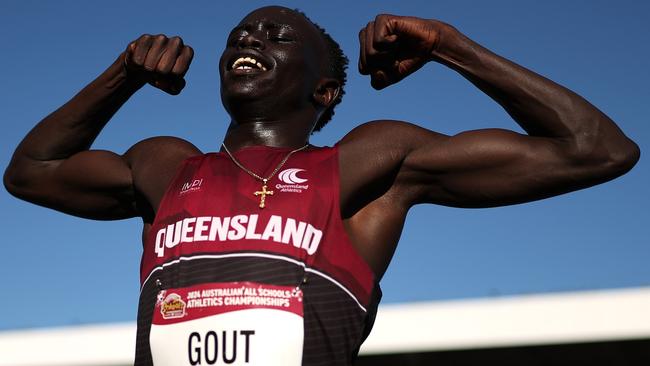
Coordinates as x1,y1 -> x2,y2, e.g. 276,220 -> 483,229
6,149 -> 137,220
402,128 -> 588,207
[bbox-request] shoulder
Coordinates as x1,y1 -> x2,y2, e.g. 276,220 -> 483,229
124,136 -> 201,170
120,137 -> 202,220
125,136 -> 201,159
335,120 -> 451,211
338,119 -> 446,145
338,120 -> 411,144
335,121 -> 440,212
337,119 -> 446,160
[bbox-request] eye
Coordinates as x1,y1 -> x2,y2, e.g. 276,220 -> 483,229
268,31 -> 294,43
271,36 -> 292,43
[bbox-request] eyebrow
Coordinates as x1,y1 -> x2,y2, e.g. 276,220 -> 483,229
267,22 -> 295,32
231,21 -> 296,34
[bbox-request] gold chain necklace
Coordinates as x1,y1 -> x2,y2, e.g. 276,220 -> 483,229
221,143 -> 309,209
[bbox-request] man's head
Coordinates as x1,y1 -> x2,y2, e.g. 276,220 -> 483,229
219,6 -> 348,132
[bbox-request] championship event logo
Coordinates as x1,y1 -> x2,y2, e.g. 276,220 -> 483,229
160,293 -> 187,319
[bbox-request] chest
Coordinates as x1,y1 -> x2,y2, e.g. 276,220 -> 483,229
137,148 -> 377,307
154,152 -> 335,222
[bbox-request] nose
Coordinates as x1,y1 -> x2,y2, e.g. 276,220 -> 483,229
237,32 -> 265,50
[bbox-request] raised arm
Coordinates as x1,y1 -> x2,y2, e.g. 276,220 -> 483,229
4,35 -> 195,219
343,15 -> 639,209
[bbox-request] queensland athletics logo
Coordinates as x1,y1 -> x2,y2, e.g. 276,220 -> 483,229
276,168 -> 309,193
279,169 -> 307,184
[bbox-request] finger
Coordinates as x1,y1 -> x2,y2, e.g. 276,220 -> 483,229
375,61 -> 404,90
373,57 -> 424,90
156,36 -> 184,74
365,21 -> 393,69
143,34 -> 168,71
394,58 -> 422,82
370,58 -> 403,90
123,41 -> 137,69
366,21 -> 393,89
131,35 -> 154,67
364,21 -> 383,71
358,27 -> 368,74
370,70 -> 389,90
365,21 -> 378,61
153,77 -> 186,95
170,45 -> 194,78
373,14 -> 399,51
171,78 -> 186,95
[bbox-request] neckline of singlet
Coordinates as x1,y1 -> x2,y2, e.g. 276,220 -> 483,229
216,144 -> 317,154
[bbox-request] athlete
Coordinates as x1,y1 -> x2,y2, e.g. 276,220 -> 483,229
4,5 -> 639,366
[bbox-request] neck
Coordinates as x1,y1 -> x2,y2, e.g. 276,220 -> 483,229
221,113 -> 315,152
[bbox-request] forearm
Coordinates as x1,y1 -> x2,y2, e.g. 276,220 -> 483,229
432,24 -> 639,160
12,53 -> 143,163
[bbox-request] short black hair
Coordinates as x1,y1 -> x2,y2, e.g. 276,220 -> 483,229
295,10 -> 348,132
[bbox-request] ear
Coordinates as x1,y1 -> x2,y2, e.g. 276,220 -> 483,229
313,78 -> 341,108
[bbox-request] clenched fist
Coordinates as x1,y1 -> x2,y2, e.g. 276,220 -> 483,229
123,34 -> 194,95
359,15 -> 447,90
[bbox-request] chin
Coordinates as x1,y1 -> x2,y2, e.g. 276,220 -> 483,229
222,72 -> 274,97
221,86 -> 269,118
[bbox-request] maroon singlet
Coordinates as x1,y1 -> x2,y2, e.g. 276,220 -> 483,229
135,146 -> 381,366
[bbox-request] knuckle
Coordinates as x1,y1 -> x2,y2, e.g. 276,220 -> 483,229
160,64 -> 174,74
131,53 -> 144,63
135,34 -> 153,48
151,35 -> 167,48
143,61 -> 156,70
171,63 -> 187,74
155,67 -> 169,76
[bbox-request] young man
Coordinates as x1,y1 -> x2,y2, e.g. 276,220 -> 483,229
4,5 -> 639,366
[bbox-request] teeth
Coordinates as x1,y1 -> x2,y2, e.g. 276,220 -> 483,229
231,56 -> 267,71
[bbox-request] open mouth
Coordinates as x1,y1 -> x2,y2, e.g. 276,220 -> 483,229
230,56 -> 268,73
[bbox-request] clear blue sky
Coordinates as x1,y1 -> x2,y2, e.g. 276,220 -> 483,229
1,0 -> 648,330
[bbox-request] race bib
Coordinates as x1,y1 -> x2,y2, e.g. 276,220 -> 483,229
150,282 -> 304,365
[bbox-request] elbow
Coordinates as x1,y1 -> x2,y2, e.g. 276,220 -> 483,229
611,138 -> 641,175
566,134 -> 640,184
4,163 -> 17,194
4,163 -> 25,198
594,138 -> 640,180
3,158 -> 41,200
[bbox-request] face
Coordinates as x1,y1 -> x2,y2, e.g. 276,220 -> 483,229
219,6 -> 329,117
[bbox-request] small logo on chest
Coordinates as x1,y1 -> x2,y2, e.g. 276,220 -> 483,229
180,178 -> 204,195
276,168 -> 309,193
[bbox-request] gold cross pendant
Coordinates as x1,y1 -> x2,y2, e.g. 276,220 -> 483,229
254,180 -> 274,209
